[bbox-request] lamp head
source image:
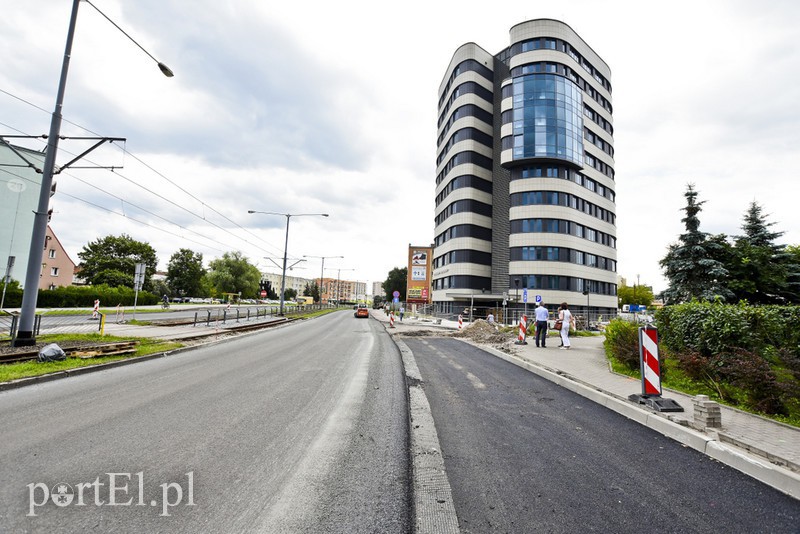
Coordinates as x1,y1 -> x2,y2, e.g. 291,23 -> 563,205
158,62 -> 174,77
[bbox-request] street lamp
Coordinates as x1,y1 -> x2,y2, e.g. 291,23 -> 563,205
303,255 -> 343,304
582,289 -> 590,330
14,0 -> 174,346
248,211 -> 329,315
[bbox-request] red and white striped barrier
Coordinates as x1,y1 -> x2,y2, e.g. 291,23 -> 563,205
639,326 -> 661,395
517,315 -> 528,344
629,326 -> 683,412
458,314 -> 463,329
92,299 -> 99,319
389,312 -> 395,328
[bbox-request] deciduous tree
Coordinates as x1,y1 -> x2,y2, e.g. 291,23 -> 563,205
382,267 -> 407,302
206,252 -> 261,298
167,248 -> 206,298
77,234 -> 158,290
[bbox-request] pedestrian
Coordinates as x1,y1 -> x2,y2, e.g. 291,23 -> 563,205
534,302 -> 548,347
487,312 -> 495,324
399,306 -> 405,321
558,302 -> 574,349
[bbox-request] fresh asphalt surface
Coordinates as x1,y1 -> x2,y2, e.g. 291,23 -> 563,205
407,337 -> 800,533
0,311 -> 410,533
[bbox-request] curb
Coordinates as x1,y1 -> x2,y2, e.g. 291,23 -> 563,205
392,335 -> 460,533
467,340 -> 800,501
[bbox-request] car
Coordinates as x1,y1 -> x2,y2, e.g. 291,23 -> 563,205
354,304 -> 369,318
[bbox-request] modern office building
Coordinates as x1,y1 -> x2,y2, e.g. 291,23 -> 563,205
433,19 -> 617,320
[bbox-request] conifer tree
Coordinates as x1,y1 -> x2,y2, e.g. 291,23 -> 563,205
659,184 -> 732,304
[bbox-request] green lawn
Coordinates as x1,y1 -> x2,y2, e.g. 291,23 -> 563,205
0,333 -> 182,383
607,354 -> 800,428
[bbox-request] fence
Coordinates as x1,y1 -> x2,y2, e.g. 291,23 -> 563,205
1,304 -> 341,340
2,312 -> 104,342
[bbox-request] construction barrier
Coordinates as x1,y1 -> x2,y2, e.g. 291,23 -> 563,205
92,299 -> 99,320
516,315 -> 528,344
389,312 -> 395,328
640,325 -> 661,395
458,314 -> 463,329
628,325 -> 683,412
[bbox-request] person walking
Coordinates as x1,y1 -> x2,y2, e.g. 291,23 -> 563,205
399,306 -> 405,321
558,302 -> 574,349
534,302 -> 548,347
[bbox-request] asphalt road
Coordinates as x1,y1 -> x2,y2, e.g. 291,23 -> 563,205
0,311 -> 410,533
408,337 -> 799,533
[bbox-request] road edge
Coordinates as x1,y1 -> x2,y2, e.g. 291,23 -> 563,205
393,337 -> 461,533
465,339 -> 800,501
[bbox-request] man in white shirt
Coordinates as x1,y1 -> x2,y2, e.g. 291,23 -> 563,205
534,302 -> 549,347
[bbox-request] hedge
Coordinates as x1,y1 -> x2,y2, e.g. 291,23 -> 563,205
604,302 -> 800,417
0,284 -> 158,308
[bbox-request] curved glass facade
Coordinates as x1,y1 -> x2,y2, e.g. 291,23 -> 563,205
512,74 -> 583,166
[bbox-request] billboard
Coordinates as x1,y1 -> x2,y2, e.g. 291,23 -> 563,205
406,245 -> 432,303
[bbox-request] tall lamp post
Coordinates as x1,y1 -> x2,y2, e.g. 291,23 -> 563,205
248,211 -> 328,315
582,289 -> 590,330
14,0 -> 173,346
303,255 -> 343,304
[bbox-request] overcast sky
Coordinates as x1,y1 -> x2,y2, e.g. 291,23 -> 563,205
2,0 -> 799,293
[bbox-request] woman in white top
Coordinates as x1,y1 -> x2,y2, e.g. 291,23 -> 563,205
558,302 -> 574,349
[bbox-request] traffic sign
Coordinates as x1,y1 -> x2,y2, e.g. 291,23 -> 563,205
393,290 -> 400,298
522,288 -> 528,303
260,290 -> 267,298
535,294 -> 542,303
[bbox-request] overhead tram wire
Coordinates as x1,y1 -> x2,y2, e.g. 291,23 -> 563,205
1,164 -> 235,256
57,191 -> 225,253
0,87 -> 286,256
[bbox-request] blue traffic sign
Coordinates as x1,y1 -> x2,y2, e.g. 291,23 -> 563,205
535,294 -> 542,303
522,288 -> 528,303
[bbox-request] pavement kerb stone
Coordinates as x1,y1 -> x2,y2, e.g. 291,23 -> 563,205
393,336 -> 461,534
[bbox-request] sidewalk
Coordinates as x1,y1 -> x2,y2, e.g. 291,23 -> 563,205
377,311 -> 800,499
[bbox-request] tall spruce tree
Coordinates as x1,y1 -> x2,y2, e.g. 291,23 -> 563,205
729,202 -> 799,303
659,184 -> 732,304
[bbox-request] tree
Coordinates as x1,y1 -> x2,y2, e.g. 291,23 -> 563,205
727,203 -> 799,304
167,248 -> 206,297
303,282 -> 321,303
77,234 -> 158,290
659,184 -> 732,304
617,282 -> 654,308
284,288 -> 298,300
206,251 -> 261,298
382,267 -> 407,301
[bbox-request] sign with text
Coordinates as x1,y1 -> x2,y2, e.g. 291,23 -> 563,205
406,245 -> 432,303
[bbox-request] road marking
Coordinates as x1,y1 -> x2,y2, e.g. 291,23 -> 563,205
465,371 -> 486,390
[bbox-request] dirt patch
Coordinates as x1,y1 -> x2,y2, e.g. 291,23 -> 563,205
394,330 -> 443,337
451,319 -> 516,345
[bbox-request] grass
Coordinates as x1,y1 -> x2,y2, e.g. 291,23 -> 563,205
607,353 -> 800,428
0,333 -> 182,383
40,307 -> 169,316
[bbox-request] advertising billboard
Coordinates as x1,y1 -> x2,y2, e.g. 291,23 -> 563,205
406,245 -> 432,303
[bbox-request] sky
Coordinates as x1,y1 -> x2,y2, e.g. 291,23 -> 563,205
1,0 -> 799,293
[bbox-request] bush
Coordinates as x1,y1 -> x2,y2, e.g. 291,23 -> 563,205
603,318 -> 640,371
652,302 -> 800,417
2,284 -> 159,308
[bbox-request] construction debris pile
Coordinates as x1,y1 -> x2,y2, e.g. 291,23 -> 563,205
451,319 -> 516,346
